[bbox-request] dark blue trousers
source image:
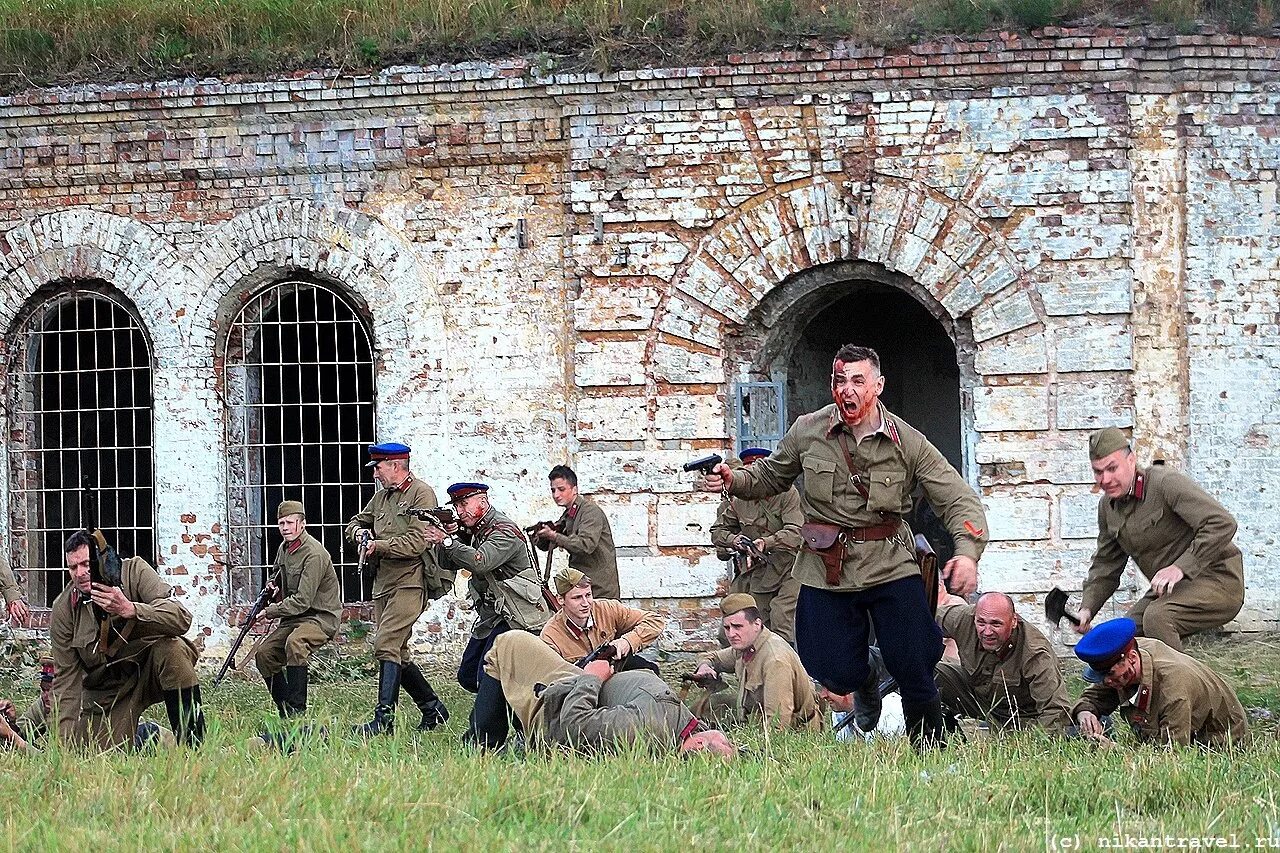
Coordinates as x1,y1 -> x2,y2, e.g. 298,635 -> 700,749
795,575 -> 943,705
457,621 -> 512,693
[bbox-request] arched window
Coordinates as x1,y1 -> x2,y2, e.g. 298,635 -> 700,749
223,279 -> 376,604
5,283 -> 155,606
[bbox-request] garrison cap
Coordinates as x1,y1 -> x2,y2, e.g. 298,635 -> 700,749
447,482 -> 489,504
366,442 -> 411,466
720,592 -> 759,617
1075,618 -> 1137,683
277,500 -> 306,520
553,567 -> 589,597
738,447 -> 771,462
1088,428 -> 1130,461
38,655 -> 55,682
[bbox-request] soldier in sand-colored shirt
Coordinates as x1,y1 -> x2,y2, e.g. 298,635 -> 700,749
0,551 -> 31,626
540,568 -> 664,672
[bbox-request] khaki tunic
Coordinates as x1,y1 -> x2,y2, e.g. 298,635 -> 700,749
16,696 -> 48,743
1082,465 -> 1245,639
701,626 -> 821,730
1072,638 -> 1249,748
0,552 -> 21,606
441,508 -> 549,637
548,496 -> 620,599
540,599 -> 665,663
936,603 -> 1072,733
50,557 -> 198,750
254,532 -> 342,672
345,475 -> 437,599
731,403 -> 988,591
710,488 -> 804,594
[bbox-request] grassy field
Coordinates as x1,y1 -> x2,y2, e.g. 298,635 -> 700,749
0,0 -> 1273,92
1,633 -> 1277,851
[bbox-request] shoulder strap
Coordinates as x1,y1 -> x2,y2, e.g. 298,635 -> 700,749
836,431 -> 872,501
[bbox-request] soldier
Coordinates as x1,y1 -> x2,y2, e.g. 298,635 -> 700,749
1075,427 -> 1246,652
482,630 -> 736,758
51,529 -> 205,749
934,591 -> 1072,734
0,550 -> 31,626
424,482 -> 550,746
700,344 -> 987,750
532,465 -> 621,599
691,593 -> 822,731
345,442 -> 449,736
709,447 -> 804,643
1070,618 -> 1249,748
252,500 -> 342,719
540,567 -> 665,672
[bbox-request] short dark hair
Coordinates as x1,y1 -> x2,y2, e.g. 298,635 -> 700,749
549,465 -> 577,487
738,606 -> 762,623
64,529 -> 95,555
833,345 -> 881,372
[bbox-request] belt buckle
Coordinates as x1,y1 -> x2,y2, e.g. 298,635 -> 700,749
847,528 -> 865,545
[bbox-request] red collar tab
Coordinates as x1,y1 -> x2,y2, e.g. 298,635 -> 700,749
567,503 -> 579,520
1133,473 -> 1146,501
883,416 -> 901,446
679,717 -> 702,743
287,539 -> 303,554
397,474 -> 415,492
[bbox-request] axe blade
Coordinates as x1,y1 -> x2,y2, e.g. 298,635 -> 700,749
1045,587 -> 1080,627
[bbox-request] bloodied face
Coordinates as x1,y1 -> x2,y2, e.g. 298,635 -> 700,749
831,358 -> 885,430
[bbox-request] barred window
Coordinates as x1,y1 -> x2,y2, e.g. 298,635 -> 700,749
5,283 -> 155,607
223,280 -> 376,605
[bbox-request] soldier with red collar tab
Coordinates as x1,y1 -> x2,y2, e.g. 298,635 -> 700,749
534,465 -> 620,599
698,344 -> 988,751
346,442 -> 449,736
1075,428 -> 1246,652
252,501 -> 341,721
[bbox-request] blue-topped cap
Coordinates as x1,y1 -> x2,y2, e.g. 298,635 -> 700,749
366,442 -> 411,466
738,447 -> 771,462
447,482 -> 489,503
1075,618 -> 1137,683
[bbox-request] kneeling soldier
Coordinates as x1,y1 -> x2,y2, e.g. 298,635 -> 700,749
253,501 -> 341,718
52,530 -> 205,749
691,593 -> 822,731
1071,618 -> 1249,749
540,568 -> 665,672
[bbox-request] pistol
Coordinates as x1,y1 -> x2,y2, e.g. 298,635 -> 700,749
682,454 -> 724,476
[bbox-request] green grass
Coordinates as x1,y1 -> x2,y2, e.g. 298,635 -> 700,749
0,0 -> 1274,91
2,634 -> 1278,850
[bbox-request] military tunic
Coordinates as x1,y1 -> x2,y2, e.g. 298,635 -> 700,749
346,475 -> 437,663
935,603 -> 1072,733
0,552 -> 22,607
1082,465 -> 1245,651
710,488 -> 804,641
441,507 -> 550,638
730,403 -> 988,591
253,531 -> 342,674
697,626 -> 822,731
15,696 -> 48,743
540,599 -> 665,663
50,557 -> 198,750
545,496 -> 620,599
1072,638 -> 1249,748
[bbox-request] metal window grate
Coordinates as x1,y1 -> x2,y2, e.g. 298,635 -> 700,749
223,280 -> 376,605
6,285 -> 156,607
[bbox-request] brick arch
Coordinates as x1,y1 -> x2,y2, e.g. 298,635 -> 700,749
644,174 -> 1045,381
0,209 -> 187,356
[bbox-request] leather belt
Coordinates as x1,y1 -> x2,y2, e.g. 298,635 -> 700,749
845,521 -> 901,543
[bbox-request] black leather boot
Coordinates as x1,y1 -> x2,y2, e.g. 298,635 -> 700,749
852,648 -> 887,732
462,672 -> 510,749
283,665 -> 309,718
264,671 -> 288,718
902,697 -> 948,752
400,662 -> 449,731
163,684 -> 207,747
354,661 -> 401,737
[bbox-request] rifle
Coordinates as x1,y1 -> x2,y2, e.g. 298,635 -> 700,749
524,521 -> 562,607
831,674 -> 900,735
730,534 -> 766,579
678,671 -> 729,703
212,572 -> 277,687
406,507 -> 460,530
519,526 -> 561,611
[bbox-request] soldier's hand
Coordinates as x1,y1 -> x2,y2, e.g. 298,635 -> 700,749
533,524 -> 556,543
90,583 -> 136,619
608,638 -> 632,659
1074,608 -> 1093,635
0,699 -> 16,725
363,539 -> 378,558
423,526 -> 447,545
7,599 -> 30,627
942,555 -> 978,597
1150,565 -> 1185,597
264,582 -> 282,603
583,660 -> 614,682
700,463 -> 733,492
732,535 -> 754,554
694,662 -> 717,680
1076,711 -> 1104,738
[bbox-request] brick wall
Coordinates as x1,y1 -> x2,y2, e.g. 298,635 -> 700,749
1,26 -> 1277,657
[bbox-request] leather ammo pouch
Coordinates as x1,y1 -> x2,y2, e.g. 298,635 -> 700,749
914,533 -> 939,614
801,522 -> 845,586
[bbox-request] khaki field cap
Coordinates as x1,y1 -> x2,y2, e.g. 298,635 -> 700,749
1088,427 -> 1130,461
554,568 -> 587,597
720,592 -> 758,616
277,500 -> 306,520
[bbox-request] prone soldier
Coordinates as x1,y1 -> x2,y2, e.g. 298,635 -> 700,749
532,465 -> 621,599
51,530 -> 205,750
700,344 -> 987,750
540,567 -> 665,672
709,447 -> 804,643
252,500 -> 342,719
1070,618 -> 1249,749
345,442 -> 449,736
1075,427 -> 1246,651
424,482 -> 550,746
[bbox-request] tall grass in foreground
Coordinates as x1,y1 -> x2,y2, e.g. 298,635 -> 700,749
1,657 -> 1277,851
0,0 -> 1273,91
